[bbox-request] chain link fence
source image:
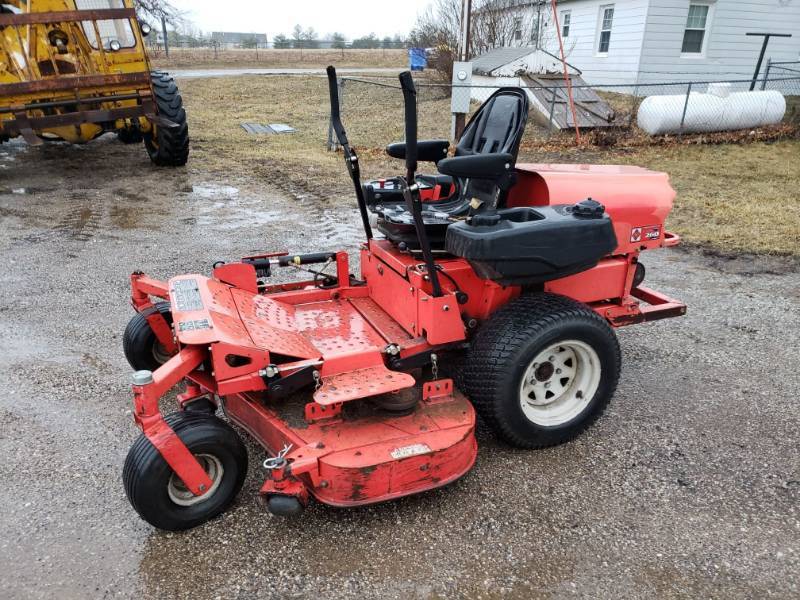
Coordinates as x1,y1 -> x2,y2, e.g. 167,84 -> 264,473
331,72 -> 800,153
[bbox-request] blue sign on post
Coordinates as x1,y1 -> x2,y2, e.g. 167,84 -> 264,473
409,48 -> 427,72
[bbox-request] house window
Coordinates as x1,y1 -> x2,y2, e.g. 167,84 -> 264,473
514,17 -> 522,42
598,5 -> 614,54
561,11 -> 571,38
681,3 -> 711,54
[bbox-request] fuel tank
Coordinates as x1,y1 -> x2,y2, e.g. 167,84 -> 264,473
506,163 -> 676,254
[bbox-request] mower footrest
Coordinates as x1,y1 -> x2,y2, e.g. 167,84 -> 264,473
314,365 -> 415,405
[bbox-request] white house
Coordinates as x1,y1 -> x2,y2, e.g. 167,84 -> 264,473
510,0 -> 800,86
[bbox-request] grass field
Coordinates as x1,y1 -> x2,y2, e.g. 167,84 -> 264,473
151,48 -> 406,70
180,74 -> 800,256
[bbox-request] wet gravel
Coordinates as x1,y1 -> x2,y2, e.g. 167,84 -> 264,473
1,136 -> 798,599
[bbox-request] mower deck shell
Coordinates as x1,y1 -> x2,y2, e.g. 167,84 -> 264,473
224,385 -> 477,507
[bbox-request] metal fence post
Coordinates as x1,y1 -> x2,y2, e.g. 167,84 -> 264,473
760,58 -> 772,90
679,82 -> 693,134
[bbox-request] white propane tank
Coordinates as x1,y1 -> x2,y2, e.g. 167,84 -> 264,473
637,84 -> 786,135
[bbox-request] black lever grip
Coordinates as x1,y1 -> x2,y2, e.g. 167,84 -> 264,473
398,71 -> 418,180
327,65 -> 348,146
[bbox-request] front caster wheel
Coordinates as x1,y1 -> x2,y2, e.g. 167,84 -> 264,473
463,293 -> 621,449
123,412 -> 248,531
122,301 -> 174,371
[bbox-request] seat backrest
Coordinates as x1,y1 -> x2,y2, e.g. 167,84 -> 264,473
452,88 -> 529,209
455,88 -> 529,159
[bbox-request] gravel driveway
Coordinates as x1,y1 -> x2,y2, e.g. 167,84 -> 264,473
1,136 -> 798,599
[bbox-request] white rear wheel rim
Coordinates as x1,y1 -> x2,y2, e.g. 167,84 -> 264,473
167,453 -> 224,507
519,340 -> 601,427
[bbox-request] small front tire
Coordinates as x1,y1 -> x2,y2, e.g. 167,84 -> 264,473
123,412 -> 248,531
462,293 -> 621,449
122,301 -> 174,371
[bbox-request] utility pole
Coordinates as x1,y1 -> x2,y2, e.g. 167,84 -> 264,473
452,0 -> 472,140
161,16 -> 169,58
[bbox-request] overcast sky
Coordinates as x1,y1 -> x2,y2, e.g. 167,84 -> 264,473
168,0 -> 433,39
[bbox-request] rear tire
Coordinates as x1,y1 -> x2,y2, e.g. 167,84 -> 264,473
123,412 -> 247,531
122,302 -> 174,371
144,71 -> 189,166
462,293 -> 621,449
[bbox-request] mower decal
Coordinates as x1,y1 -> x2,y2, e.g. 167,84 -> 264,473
172,279 -> 204,312
630,225 -> 661,243
178,319 -> 210,332
644,226 -> 662,241
390,443 -> 432,460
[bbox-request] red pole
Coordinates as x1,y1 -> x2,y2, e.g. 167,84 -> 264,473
550,0 -> 581,143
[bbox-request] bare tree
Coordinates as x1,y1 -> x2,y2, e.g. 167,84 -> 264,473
410,0 -> 538,78
471,0 -> 537,56
408,0 -> 460,49
410,0 -> 581,80
134,0 -> 182,25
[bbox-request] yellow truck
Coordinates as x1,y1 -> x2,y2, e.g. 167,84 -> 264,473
0,0 -> 188,165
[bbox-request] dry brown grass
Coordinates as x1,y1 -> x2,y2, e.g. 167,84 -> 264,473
151,48 -> 406,70
180,75 -> 800,256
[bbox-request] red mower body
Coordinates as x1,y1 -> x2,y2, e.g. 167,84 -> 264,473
126,163 -> 684,513
121,69 -> 686,530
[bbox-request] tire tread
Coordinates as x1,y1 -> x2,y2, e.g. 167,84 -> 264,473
462,293 -> 621,449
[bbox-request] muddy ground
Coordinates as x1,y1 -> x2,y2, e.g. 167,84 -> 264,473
0,135 -> 798,599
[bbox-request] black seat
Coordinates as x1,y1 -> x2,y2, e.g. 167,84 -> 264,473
368,87 -> 529,248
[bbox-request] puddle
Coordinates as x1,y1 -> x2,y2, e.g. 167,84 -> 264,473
189,183 -> 240,201
185,181 -> 282,230
0,138 -> 26,163
0,186 -> 57,195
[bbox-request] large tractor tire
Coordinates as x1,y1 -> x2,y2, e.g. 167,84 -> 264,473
461,293 -> 621,449
123,412 -> 248,531
144,71 -> 189,167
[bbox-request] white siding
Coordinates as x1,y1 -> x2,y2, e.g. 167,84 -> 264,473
540,0 -> 652,86
637,0 -> 800,84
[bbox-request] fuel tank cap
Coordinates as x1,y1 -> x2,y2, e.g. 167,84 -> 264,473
572,197 -> 606,218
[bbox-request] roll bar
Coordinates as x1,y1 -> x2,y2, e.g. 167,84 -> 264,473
325,66 -> 442,298
326,66 -> 373,240
399,71 -> 418,182
397,71 -> 442,297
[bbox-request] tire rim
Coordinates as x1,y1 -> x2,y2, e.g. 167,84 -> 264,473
519,340 -> 601,427
151,340 -> 172,365
167,454 -> 224,507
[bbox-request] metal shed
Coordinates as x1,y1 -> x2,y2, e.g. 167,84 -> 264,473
522,74 -> 616,129
470,47 -> 618,130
